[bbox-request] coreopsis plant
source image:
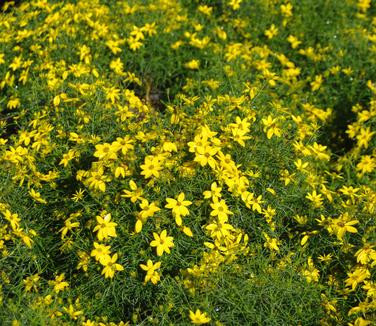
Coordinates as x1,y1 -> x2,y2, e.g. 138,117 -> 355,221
0,0 -> 375,325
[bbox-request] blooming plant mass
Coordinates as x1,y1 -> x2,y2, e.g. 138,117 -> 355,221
0,0 -> 376,325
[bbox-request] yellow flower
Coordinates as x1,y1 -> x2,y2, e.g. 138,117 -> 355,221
3,209 -> 21,230
281,3 -> 293,17
23,274 -> 40,292
165,192 -> 192,225
29,189 -> 47,204
318,253 -> 333,263
63,304 -> 83,320
139,199 -> 160,220
228,0 -> 242,10
91,242 -> 111,265
311,75 -> 323,91
101,253 -> 124,279
265,24 -> 278,39
142,22 -> 157,36
94,143 -> 118,160
262,115 -> 281,139
202,79 -> 220,90
205,216 -> 234,240
140,156 -> 163,179
230,127 -> 251,147
287,35 -> 302,49
194,146 -> 218,168
329,213 -> 359,241
112,136 -> 134,155
104,86 -> 121,103
243,192 -> 264,213
71,188 -> 85,202
357,0 -> 371,12
7,97 -> 21,109
339,185 -> 360,204
49,274 -> 69,293
210,198 -> 233,220
93,212 -> 117,241
86,168 -> 108,192
59,218 -> 79,239
106,39 -> 124,54
140,260 -> 161,285
110,58 -> 124,76
122,180 -> 144,203
130,25 -> 145,41
59,149 -> 77,167
184,59 -> 200,70
128,36 -> 143,51
9,55 -> 22,71
263,232 -> 281,252
355,244 -> 376,265
345,267 -> 370,291
189,309 -> 211,325
114,164 -> 128,178
162,141 -> 177,152
357,155 -> 376,175
306,190 -> 324,208
77,251 -> 90,272
294,159 -> 309,172
308,142 -> 330,161
356,127 -> 374,149
198,5 -> 213,16
150,230 -> 174,256
188,134 -> 209,153
203,182 -> 222,200
136,199 -> 160,233
301,257 -> 320,283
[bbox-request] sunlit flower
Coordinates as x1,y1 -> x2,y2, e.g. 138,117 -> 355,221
150,230 -> 174,256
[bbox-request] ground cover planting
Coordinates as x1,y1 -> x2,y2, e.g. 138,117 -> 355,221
0,0 -> 375,325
